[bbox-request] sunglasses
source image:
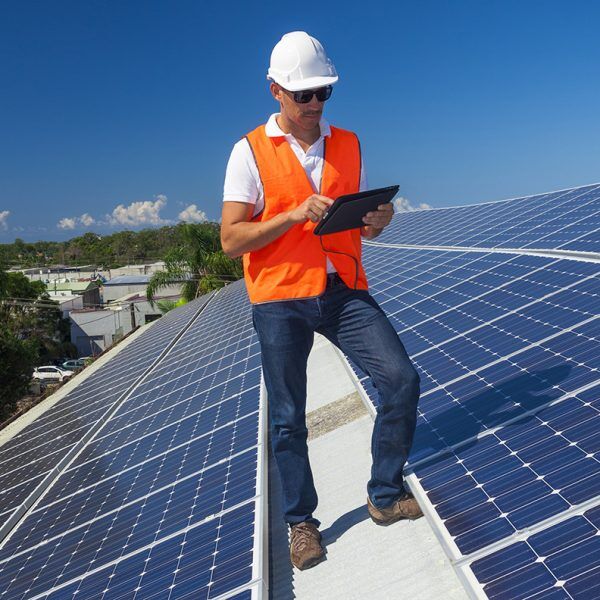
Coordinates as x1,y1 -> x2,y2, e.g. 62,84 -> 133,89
284,85 -> 333,104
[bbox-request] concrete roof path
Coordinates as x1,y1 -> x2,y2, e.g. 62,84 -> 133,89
268,333 -> 468,600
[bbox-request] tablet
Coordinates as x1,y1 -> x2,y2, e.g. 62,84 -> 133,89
313,185 -> 399,235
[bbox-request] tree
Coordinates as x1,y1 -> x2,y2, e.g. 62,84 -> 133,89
0,266 -> 74,367
146,223 -> 243,305
0,330 -> 37,420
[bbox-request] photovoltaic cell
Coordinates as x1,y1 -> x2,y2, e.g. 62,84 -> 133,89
0,296 -> 211,531
347,208 -> 599,598
412,384 -> 600,555
468,506 -> 600,599
0,281 -> 266,599
375,183 -> 600,253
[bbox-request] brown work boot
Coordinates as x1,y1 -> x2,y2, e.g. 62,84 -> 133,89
367,492 -> 424,525
289,521 -> 325,570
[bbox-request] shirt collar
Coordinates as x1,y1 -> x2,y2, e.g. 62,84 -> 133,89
265,112 -> 331,138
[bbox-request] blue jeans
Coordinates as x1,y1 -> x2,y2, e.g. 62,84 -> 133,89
252,274 -> 421,526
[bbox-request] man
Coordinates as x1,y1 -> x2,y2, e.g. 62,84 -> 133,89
221,31 -> 422,571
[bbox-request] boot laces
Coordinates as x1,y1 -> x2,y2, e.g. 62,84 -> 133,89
291,523 -> 318,551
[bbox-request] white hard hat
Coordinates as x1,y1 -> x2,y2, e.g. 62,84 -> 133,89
267,31 -> 338,92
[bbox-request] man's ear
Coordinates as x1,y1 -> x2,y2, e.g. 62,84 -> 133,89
270,82 -> 283,102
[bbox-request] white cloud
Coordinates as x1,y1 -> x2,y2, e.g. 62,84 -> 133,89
108,194 -> 171,227
57,213 -> 96,230
179,204 -> 208,223
393,197 -> 432,212
0,210 -> 9,230
80,213 -> 95,227
58,217 -> 77,230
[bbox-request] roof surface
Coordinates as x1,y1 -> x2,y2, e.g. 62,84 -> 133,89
51,281 -> 98,292
104,275 -> 151,285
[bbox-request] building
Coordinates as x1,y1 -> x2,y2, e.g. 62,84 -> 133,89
106,262 -> 166,278
50,281 -> 101,308
102,275 -> 184,304
68,293 -> 177,356
18,265 -> 99,283
69,305 -> 135,356
46,293 -> 84,318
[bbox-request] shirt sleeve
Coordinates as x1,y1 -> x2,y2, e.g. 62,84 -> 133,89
359,140 -> 368,192
223,138 -> 261,204
359,156 -> 368,192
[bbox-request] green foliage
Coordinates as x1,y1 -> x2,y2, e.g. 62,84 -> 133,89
0,225 -> 189,269
147,223 -> 243,303
0,330 -> 37,420
0,267 -> 74,369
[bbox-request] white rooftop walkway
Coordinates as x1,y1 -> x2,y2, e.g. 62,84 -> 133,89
268,333 -> 468,600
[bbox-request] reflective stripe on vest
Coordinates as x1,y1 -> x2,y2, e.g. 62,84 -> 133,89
242,123 -> 369,304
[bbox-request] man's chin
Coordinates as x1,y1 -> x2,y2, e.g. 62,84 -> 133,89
299,113 -> 322,127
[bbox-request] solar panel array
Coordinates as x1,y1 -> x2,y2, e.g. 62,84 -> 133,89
347,184 -> 600,598
0,297 -> 211,539
1,182 -> 597,599
377,183 -> 600,253
0,281 -> 267,600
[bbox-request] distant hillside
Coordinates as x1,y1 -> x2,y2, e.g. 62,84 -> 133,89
0,223 -> 220,269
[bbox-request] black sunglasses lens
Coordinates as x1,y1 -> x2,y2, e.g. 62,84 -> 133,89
293,86 -> 333,103
294,90 -> 314,103
316,86 -> 333,101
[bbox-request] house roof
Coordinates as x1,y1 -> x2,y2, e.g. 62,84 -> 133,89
50,281 -> 99,292
104,275 -> 151,285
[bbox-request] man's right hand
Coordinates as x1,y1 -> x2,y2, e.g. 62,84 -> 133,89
288,194 -> 334,224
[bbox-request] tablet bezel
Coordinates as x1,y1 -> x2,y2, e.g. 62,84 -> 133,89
313,185 -> 399,236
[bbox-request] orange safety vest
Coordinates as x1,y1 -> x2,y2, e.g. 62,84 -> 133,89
243,123 -> 369,303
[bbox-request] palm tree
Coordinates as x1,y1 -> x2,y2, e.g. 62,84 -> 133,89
146,222 -> 243,306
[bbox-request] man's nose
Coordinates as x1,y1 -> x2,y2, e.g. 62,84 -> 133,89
307,95 -> 322,108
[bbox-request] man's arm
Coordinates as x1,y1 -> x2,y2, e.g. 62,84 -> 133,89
221,195 -> 334,258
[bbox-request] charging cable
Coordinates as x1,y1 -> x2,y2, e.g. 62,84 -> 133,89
319,235 -> 359,290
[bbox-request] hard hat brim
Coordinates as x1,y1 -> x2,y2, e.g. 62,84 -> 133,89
268,74 -> 339,92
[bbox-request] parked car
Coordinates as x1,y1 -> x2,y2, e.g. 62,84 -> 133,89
33,366 -> 73,383
62,359 -> 86,371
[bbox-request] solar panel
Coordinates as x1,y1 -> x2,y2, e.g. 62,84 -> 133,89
466,505 -> 600,599
376,183 -> 600,253
0,296 -> 211,538
343,184 -> 600,598
0,281 -> 267,599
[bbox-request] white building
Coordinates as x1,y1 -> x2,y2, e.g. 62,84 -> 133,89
46,293 -> 84,318
69,293 -> 178,356
102,275 -> 184,304
69,305 -> 134,356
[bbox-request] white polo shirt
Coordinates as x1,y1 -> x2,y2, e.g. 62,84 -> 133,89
223,113 -> 368,273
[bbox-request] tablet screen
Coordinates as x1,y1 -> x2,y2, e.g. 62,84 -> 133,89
313,185 -> 399,235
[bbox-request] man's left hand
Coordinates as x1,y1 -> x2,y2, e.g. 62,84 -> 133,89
361,203 -> 394,239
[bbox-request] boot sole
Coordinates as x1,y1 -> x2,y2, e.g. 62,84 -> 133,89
292,552 -> 326,570
369,511 -> 423,525
369,513 -> 406,526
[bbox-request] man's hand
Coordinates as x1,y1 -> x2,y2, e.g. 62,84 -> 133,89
361,203 -> 394,239
288,194 -> 334,224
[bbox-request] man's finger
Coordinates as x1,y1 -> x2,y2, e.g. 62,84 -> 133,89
311,200 -> 330,212
316,195 -> 334,205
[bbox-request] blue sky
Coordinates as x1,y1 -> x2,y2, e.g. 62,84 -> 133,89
1,0 -> 599,242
